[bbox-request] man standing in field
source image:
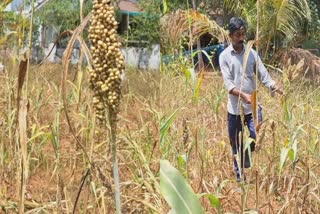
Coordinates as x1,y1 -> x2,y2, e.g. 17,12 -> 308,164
219,17 -> 283,182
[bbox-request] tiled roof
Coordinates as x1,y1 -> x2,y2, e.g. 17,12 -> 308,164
119,0 -> 140,12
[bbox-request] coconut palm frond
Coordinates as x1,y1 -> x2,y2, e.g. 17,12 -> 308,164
223,0 -> 244,15
273,0 -> 311,39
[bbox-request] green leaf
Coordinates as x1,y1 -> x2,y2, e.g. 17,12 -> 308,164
206,194 -> 220,207
160,107 -> 181,146
200,50 -> 215,70
184,68 -> 191,82
177,154 -> 187,174
198,193 -> 221,212
279,147 -> 289,174
282,96 -> 291,123
288,148 -> 294,161
292,140 -> 298,161
193,71 -> 204,104
214,88 -> 226,114
188,68 -> 196,86
160,160 -> 205,214
162,0 -> 169,14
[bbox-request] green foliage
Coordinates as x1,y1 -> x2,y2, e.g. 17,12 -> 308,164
126,0 -> 160,46
32,0 -> 92,48
0,11 -> 30,50
0,11 -> 19,35
161,0 -> 189,12
0,0 -> 13,9
160,160 -> 205,214
198,193 -> 222,213
162,0 -> 221,12
160,107 -> 181,148
307,0 -> 320,42
34,0 -> 92,32
224,0 -> 311,59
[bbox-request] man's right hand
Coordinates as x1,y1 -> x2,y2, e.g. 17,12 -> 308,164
230,88 -> 252,104
273,82 -> 284,95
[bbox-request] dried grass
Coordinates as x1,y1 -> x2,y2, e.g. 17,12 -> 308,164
281,48 -> 320,83
160,64 -> 320,213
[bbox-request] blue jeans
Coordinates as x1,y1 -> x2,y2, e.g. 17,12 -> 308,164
227,106 -> 262,175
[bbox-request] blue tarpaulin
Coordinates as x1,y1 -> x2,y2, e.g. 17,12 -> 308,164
162,44 -> 226,67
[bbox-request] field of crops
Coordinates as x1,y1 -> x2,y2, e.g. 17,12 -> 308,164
0,63 -> 161,213
160,64 -> 320,213
1,0 -> 320,213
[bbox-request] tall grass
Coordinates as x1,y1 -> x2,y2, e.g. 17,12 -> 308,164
160,61 -> 320,212
0,63 -> 161,213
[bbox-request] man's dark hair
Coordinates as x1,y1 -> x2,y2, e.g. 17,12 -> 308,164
228,17 -> 246,34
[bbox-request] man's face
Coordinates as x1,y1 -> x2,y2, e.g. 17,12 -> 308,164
230,27 -> 246,47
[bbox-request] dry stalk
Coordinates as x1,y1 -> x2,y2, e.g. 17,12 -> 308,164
18,98 -> 28,214
88,0 -> 125,213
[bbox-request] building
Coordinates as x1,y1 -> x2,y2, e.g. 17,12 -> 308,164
4,0 -> 160,70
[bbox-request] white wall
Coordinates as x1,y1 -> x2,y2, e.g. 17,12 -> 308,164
34,44 -> 161,71
5,0 -> 24,11
121,44 -> 160,71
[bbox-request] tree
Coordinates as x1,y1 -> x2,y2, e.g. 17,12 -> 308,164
307,0 -> 320,43
125,0 -> 161,47
34,0 -> 92,47
223,0 -> 311,59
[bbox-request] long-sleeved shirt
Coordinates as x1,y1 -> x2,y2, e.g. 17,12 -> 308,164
219,44 -> 275,115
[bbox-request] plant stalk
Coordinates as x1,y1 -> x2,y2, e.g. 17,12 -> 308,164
25,0 -> 35,98
108,110 -> 121,214
255,0 -> 260,210
19,0 -> 35,213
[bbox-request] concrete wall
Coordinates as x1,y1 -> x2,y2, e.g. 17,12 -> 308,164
121,45 -> 160,70
5,0 -> 23,11
39,44 -> 160,71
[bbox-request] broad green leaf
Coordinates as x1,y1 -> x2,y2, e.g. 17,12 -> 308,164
160,160 -> 205,214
